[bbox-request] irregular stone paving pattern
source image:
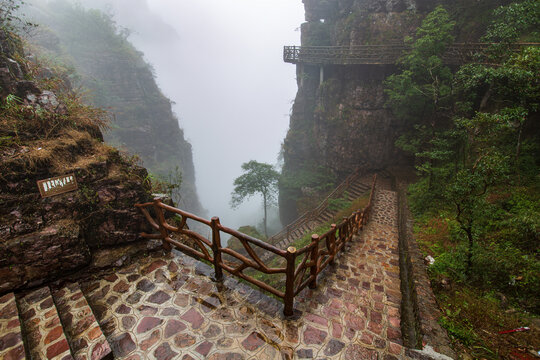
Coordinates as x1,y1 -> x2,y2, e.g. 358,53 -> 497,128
82,188 -> 410,359
18,287 -> 73,359
0,293 -> 26,360
53,282 -> 112,359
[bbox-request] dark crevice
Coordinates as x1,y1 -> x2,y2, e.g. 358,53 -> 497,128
396,180 -> 422,349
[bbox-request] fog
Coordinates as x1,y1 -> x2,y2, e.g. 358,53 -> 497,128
76,0 -> 304,231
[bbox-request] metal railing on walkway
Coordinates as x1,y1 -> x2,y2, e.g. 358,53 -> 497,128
283,43 -> 540,66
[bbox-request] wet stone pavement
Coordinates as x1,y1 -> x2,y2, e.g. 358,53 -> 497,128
0,293 -> 26,360
81,188 -> 407,359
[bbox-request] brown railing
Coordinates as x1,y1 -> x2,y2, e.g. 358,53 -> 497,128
283,43 -> 540,66
135,175 -> 377,315
267,170 -> 361,246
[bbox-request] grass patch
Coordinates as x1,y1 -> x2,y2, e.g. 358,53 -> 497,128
234,194 -> 370,298
415,207 -> 540,358
435,286 -> 539,359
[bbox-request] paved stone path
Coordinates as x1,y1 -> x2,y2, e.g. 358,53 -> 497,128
18,287 -> 73,359
53,282 -> 112,359
0,293 -> 26,360
79,187 -> 406,359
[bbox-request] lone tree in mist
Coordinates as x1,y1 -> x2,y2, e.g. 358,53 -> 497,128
230,160 -> 280,238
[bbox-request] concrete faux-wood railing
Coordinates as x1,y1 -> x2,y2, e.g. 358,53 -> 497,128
135,175 -> 377,316
283,43 -> 540,66
267,170 -> 362,247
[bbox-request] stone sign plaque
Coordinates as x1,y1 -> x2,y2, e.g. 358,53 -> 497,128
37,174 -> 78,198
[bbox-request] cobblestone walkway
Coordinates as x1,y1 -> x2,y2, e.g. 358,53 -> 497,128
0,293 -> 25,360
81,188 -> 406,359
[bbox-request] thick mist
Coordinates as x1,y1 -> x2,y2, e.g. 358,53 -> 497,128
74,0 -> 304,233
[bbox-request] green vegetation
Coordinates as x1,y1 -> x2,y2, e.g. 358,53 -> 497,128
144,166 -> 183,204
0,0 -> 35,36
280,162 -> 336,215
385,2 -> 540,357
240,194 -> 369,296
26,1 -> 202,212
231,161 -> 280,238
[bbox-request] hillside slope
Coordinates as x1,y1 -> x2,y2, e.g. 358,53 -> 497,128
27,0 -> 204,214
0,28 -> 159,292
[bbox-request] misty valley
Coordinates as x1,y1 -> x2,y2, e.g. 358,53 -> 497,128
0,0 -> 539,359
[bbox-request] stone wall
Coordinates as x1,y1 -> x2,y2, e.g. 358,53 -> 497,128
0,30 -> 155,293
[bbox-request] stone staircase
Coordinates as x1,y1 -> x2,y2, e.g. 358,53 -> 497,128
0,283 -> 112,360
1,240 -> 409,359
266,172 -> 381,257
0,170 -> 455,360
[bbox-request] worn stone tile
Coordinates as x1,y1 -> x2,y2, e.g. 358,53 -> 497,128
0,293 -> 26,360
18,288 -> 71,360
72,189 -> 413,359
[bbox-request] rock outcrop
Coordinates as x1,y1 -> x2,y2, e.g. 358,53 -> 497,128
26,2 -> 204,214
279,0 -> 507,224
0,30 -> 155,293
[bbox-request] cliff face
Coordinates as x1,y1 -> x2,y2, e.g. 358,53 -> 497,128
279,0 -> 507,224
0,30 -> 155,292
27,1 -> 203,214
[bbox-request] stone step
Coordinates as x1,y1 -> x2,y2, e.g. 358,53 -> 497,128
349,184 -> 367,193
17,287 -> 73,360
350,183 -> 370,193
0,293 -> 26,360
319,211 -> 333,222
53,283 -> 113,360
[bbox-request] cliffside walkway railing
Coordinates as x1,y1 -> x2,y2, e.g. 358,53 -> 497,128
135,175 -> 377,316
266,170 -> 366,251
283,43 -> 540,66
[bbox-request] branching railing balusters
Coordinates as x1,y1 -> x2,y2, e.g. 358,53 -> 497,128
136,175 -> 377,316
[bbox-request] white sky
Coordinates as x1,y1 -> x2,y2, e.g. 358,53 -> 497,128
81,0 -> 305,230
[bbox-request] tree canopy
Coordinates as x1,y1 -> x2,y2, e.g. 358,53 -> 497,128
384,2 -> 540,314
231,160 -> 280,237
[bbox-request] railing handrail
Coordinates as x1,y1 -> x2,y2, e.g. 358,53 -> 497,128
268,170 -> 361,244
135,174 -> 377,316
283,42 -> 540,65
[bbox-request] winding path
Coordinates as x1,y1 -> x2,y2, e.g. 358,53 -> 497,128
0,182 -> 454,359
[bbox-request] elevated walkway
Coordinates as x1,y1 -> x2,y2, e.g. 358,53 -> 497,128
284,43 -> 540,66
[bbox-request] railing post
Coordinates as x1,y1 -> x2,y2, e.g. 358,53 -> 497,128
284,246 -> 297,316
211,217 -> 223,281
343,217 -> 349,242
153,198 -> 171,252
309,235 -> 319,289
329,224 -> 337,264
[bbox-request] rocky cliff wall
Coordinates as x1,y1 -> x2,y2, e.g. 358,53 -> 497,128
27,1 -> 204,214
279,0 -> 507,224
0,30 -> 156,293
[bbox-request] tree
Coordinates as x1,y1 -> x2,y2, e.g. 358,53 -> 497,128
0,0 -> 35,36
447,0 -> 540,276
231,161 -> 280,238
384,5 -> 456,190
404,1 -> 539,280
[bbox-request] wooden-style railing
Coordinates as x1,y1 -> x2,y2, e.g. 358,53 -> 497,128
135,174 -> 377,316
267,170 -> 361,246
283,43 -> 540,66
